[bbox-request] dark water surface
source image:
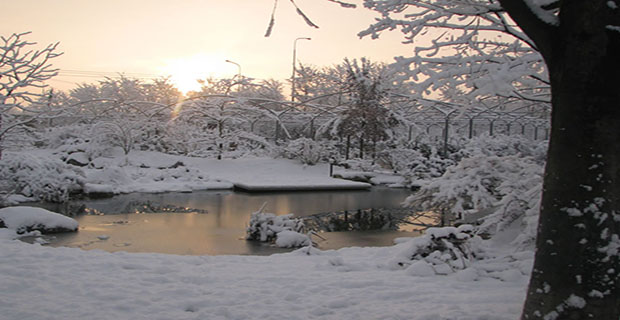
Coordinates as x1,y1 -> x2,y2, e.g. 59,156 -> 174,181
42,188 -> 418,255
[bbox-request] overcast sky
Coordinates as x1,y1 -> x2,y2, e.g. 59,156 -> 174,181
3,0 -> 413,93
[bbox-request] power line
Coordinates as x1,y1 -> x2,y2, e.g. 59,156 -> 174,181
56,73 -> 158,80
49,78 -> 79,85
56,69 -> 169,80
59,69 -> 161,77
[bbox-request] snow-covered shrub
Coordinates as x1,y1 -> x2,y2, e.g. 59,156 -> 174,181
339,158 -> 381,172
49,125 -> 122,167
405,155 -> 543,247
227,131 -> 274,158
404,154 -> 455,186
379,141 -> 455,187
246,208 -> 308,248
406,155 -> 541,218
478,171 -> 542,249
160,122 -> 273,159
85,166 -> 132,187
0,153 -> 85,203
280,138 -> 324,165
457,134 -> 547,163
92,121 -> 135,155
1,120 -> 39,151
53,139 -> 94,167
40,124 -> 92,149
305,208 -> 399,232
389,225 -> 480,274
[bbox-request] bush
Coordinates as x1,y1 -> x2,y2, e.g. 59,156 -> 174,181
246,206 -> 309,248
388,225 -> 480,274
405,154 -> 543,248
0,152 -> 85,203
457,133 -> 547,163
379,140 -> 455,187
280,138 -> 324,165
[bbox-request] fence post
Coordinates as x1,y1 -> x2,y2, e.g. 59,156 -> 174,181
443,116 -> 450,157
274,120 -> 279,145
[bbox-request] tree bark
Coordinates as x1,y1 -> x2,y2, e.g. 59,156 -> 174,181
499,1 -> 620,318
345,135 -> 350,160
359,137 -> 364,159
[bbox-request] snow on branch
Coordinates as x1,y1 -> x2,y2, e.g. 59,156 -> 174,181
360,1 -> 550,110
522,0 -> 560,26
1,32 -> 63,159
0,32 -> 62,108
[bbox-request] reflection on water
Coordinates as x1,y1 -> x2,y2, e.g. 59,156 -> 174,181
42,188 -> 418,255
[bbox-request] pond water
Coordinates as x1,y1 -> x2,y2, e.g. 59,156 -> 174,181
37,187 -> 419,255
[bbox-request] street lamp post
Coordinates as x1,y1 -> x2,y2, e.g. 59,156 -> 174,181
225,59 -> 242,92
291,37 -> 311,102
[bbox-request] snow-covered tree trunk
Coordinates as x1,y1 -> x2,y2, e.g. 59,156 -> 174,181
498,1 -> 620,319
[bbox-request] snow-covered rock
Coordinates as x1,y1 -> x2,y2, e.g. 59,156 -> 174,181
0,206 -> 78,234
406,260 -> 436,276
275,230 -> 311,248
65,152 -> 90,167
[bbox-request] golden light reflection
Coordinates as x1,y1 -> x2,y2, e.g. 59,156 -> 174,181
79,226 -> 109,232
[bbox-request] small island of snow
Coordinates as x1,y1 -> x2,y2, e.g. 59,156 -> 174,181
0,206 -> 79,234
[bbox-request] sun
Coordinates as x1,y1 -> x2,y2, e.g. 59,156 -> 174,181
159,54 -> 234,94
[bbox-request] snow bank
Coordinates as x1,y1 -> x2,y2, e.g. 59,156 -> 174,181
0,206 -> 78,234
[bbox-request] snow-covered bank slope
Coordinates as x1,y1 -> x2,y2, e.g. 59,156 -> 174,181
0,239 -> 529,320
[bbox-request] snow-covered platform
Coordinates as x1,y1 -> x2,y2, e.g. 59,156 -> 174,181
186,157 -> 372,192
233,180 -> 371,192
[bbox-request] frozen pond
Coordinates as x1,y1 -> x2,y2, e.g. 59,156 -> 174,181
37,187 -> 417,255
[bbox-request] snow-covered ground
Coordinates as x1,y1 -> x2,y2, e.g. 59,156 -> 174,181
0,143 -> 536,319
0,206 -> 531,320
0,236 -> 530,320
